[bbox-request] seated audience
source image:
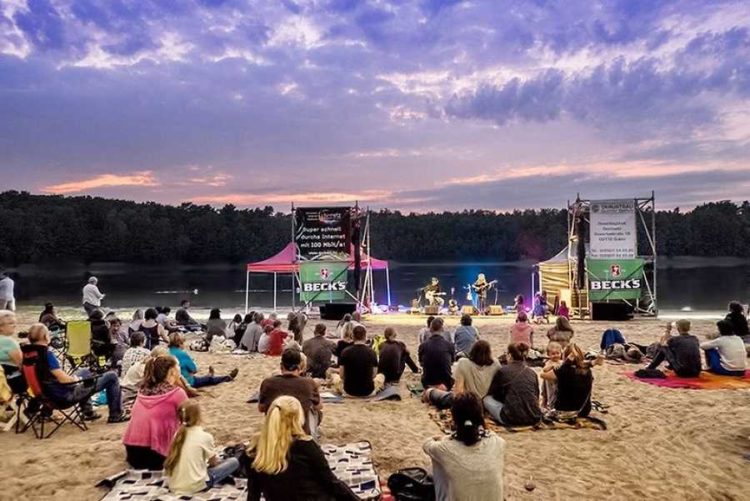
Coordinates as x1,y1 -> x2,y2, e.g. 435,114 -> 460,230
156,307 -> 179,332
169,333 -> 238,388
262,312 -> 278,329
124,356 -> 189,469
510,312 -> 534,347
513,294 -> 524,313
140,308 -> 170,350
240,312 -> 264,352
205,308 -> 227,343
547,316 -> 575,348
247,395 -> 358,501
541,342 -> 562,410
377,327 -> 419,384
235,312 -> 254,346
128,309 -> 144,334
176,300 -> 203,331
700,320 -> 747,376
302,324 -> 336,379
258,348 -> 321,436
556,300 -> 570,319
646,320 -> 701,377
541,343 -> 601,417
426,340 -> 498,409
266,321 -> 289,357
725,301 -> 749,341
484,342 -> 542,426
122,331 -> 151,375
423,393 -> 505,501
108,316 -> 130,366
453,314 -> 479,356
39,302 -> 66,331
165,400 -> 240,495
428,317 -> 452,344
89,309 -> 115,361
335,314 -> 352,338
28,323 -> 128,423
0,310 -> 21,376
335,323 -> 355,360
338,325 -> 380,397
258,325 -> 273,354
227,314 -> 243,339
419,321 -> 456,390
417,315 -> 436,345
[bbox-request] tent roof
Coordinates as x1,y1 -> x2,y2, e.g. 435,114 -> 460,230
538,244 -> 590,265
247,243 -> 389,273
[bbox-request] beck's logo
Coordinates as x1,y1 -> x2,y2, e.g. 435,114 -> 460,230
320,268 -> 330,279
610,264 -> 621,277
590,279 -> 641,290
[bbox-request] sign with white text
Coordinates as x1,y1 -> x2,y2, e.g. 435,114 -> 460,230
589,199 -> 637,259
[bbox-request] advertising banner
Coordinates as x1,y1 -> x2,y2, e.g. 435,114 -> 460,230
589,199 -> 637,259
295,207 -> 351,260
586,258 -> 644,301
299,262 -> 349,302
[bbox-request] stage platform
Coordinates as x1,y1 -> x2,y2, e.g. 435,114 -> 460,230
362,312 -> 519,327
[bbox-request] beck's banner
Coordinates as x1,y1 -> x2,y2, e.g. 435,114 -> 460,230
299,262 -> 349,302
589,199 -> 637,259
586,258 -> 644,301
295,207 -> 351,261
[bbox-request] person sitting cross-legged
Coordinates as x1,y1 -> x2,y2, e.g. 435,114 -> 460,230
425,340 -> 499,409
483,342 -> 542,426
336,325 -> 382,397
377,327 -> 419,385
452,314 -> 479,357
701,320 -> 747,376
28,323 -> 129,423
302,324 -> 336,379
168,333 -> 238,388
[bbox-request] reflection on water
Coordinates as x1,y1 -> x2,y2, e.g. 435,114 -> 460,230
9,262 -> 749,313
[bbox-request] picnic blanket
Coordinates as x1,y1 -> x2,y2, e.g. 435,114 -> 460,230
428,409 -> 607,435
98,442 -> 381,500
624,370 -> 750,390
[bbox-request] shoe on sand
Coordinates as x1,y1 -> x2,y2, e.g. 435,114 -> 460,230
229,368 -> 239,380
208,366 -> 215,377
107,413 -> 130,424
83,412 -> 102,421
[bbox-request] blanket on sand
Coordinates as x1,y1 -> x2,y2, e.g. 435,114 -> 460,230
428,409 -> 607,434
624,370 -> 750,390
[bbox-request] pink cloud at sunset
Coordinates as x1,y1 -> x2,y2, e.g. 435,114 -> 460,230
41,171 -> 158,194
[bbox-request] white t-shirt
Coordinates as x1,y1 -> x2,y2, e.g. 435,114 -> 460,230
168,426 -> 215,495
0,277 -> 14,301
258,333 -> 270,354
701,336 -> 748,371
82,283 -> 104,306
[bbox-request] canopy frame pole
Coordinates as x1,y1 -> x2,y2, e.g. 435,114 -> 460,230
245,270 -> 250,314
385,265 -> 391,307
273,272 -> 278,311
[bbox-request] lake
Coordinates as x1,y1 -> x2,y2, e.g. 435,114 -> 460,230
7,260 -> 749,317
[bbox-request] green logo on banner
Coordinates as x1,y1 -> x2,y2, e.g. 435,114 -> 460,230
586,258 -> 644,301
299,262 -> 349,303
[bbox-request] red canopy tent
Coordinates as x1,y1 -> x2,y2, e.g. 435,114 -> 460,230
245,243 -> 391,311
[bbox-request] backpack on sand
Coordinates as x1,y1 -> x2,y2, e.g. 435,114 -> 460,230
387,467 -> 435,501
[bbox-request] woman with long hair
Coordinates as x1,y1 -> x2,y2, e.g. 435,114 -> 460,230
140,308 -> 169,350
166,400 -> 239,495
247,396 -> 358,501
540,343 -> 600,417
484,343 -> 542,426
38,302 -> 66,331
547,316 -> 574,348
425,340 -> 499,409
123,356 -> 188,469
205,308 -> 227,343
423,392 -> 505,501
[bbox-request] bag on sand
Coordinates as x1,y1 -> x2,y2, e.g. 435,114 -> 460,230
387,467 -> 435,501
634,368 -> 666,379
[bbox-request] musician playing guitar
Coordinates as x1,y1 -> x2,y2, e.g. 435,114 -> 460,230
423,277 -> 445,307
472,273 -> 496,313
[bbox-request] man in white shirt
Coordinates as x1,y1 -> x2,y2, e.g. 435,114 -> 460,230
0,272 -> 15,311
82,276 -> 105,316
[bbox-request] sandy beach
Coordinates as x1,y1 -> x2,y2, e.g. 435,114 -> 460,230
3,311 -> 749,501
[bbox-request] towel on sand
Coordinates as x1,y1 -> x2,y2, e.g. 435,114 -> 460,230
624,370 -> 750,390
428,409 -> 607,435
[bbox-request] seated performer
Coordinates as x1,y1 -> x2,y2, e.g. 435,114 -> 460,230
423,277 -> 445,307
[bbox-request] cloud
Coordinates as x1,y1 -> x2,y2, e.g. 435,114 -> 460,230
191,190 -> 392,206
41,171 -> 158,194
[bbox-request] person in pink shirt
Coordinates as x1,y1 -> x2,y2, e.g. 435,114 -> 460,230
123,356 -> 188,470
509,312 -> 534,347
557,300 -> 570,320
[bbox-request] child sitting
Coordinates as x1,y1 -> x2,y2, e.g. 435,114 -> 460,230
541,342 -> 562,410
166,400 -> 240,495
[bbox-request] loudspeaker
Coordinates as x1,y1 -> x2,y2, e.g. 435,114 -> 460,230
488,305 -> 505,316
590,302 -> 633,321
319,303 -> 357,320
424,305 -> 440,315
461,305 -> 476,315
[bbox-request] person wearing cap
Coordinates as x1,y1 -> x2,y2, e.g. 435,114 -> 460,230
258,348 -> 322,438
82,276 -> 105,316
0,271 -> 15,311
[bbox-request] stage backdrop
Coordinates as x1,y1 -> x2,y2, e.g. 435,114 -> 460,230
586,258 -> 644,301
299,261 -> 349,303
295,207 -> 351,261
589,199 -> 636,259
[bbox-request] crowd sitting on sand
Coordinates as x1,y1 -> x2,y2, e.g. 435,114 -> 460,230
1,281 -> 750,500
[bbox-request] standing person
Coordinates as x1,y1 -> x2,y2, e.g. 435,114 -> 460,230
418,321 -> 456,390
240,312 -> 264,352
700,320 -> 747,376
0,271 -> 15,311
453,314 -> 479,356
205,308 -> 227,343
377,327 -> 419,384
337,325 -> 380,397
472,273 -> 489,313
168,333 -> 238,388
288,311 -> 308,343
645,320 -> 701,377
258,349 -> 322,436
423,393 -> 505,501
541,343 -> 601,417
513,294 -> 524,314
165,400 -> 240,495
247,396 -> 359,501
425,340 -> 499,409
82,276 -> 105,316
510,312 -> 534,347
302,324 -> 337,379
557,300 -> 570,320
484,343 -> 542,426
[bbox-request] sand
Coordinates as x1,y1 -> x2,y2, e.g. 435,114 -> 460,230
2,311 -> 749,500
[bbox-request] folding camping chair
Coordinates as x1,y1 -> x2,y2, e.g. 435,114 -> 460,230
19,344 -> 95,439
64,320 -> 104,374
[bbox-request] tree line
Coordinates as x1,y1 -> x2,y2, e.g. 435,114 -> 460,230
0,191 -> 748,266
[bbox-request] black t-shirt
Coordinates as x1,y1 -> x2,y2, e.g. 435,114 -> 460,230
554,362 -> 593,416
418,334 -> 455,389
339,344 -> 378,397
378,340 -> 406,383
665,334 -> 702,377
487,362 -> 542,426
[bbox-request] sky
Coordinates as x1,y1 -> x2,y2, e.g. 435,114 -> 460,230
1,0 -> 749,212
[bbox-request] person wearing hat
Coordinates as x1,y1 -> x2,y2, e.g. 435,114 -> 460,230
0,271 -> 15,311
82,276 -> 105,316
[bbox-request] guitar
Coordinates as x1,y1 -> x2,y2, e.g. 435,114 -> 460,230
424,290 -> 447,304
472,280 -> 498,296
